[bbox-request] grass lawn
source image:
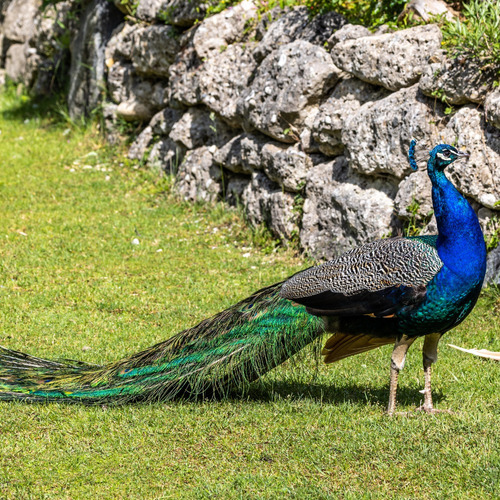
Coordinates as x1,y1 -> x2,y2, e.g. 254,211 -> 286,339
0,90 -> 498,499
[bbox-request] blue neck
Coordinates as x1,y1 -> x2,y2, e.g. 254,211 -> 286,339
429,165 -> 486,281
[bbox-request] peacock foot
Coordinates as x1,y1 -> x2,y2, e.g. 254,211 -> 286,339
415,405 -> 453,415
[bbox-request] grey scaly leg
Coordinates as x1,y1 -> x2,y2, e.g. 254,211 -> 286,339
417,333 -> 444,413
387,335 -> 416,416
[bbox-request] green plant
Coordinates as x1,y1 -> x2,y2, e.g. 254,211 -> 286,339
404,198 -> 434,237
304,0 -> 406,28
442,0 -> 500,78
486,215 -> 500,251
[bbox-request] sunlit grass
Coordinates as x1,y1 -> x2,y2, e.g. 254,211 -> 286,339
0,90 -> 498,498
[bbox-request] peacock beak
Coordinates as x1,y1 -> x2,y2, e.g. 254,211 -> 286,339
457,150 -> 470,158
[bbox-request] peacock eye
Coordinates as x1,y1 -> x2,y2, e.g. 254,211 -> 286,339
442,150 -> 451,158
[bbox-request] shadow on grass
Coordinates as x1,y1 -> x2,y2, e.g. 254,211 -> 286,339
0,87 -> 84,127
245,379 -> 446,409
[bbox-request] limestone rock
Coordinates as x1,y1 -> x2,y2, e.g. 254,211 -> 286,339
198,43 -> 258,126
147,137 -> 185,173
192,0 -> 257,59
441,105 -> 500,209
31,1 -> 74,57
214,133 -> 267,175
312,76 -> 389,156
67,0 -> 123,119
342,84 -> 443,179
168,29 -> 201,107
225,175 -> 250,206
394,169 -> 435,233
332,24 -> 442,91
176,146 -> 222,203
130,24 -> 180,77
169,107 -> 234,150
3,0 -> 39,43
241,172 -> 297,240
485,245 -> 500,286
128,126 -> 154,160
399,0 -> 458,22
300,157 -> 396,259
101,102 -> 124,145
136,0 -> 206,26
419,51 -> 495,105
5,42 -> 27,82
149,107 -> 183,136
238,40 -> 342,143
105,22 -> 138,64
116,99 -> 155,122
485,89 -> 500,130
327,23 -> 370,49
107,61 -> 167,111
261,143 -> 312,192
254,6 -> 346,62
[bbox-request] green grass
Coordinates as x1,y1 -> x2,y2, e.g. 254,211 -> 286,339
0,90 -> 499,498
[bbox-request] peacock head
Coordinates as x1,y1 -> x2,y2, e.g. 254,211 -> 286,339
408,140 -> 469,173
429,143 -> 469,171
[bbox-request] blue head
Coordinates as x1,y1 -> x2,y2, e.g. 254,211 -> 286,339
408,140 -> 469,173
428,143 -> 469,172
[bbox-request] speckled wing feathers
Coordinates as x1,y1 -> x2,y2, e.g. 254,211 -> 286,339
280,237 -> 442,313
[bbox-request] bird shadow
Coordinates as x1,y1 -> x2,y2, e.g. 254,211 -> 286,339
241,379 -> 446,409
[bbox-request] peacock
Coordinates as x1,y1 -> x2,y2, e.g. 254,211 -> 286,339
0,141 -> 486,414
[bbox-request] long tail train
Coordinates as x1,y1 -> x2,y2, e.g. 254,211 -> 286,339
0,283 -> 324,404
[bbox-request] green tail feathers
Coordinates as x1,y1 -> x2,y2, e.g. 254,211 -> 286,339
0,283 -> 324,404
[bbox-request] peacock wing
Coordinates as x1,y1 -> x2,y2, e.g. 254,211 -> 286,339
280,236 -> 442,317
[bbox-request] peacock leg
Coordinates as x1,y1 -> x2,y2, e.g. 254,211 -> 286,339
416,333 -> 444,413
387,335 -> 415,416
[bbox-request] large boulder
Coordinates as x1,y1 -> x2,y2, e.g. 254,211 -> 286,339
148,137 -> 185,173
198,43 -> 258,126
168,1 -> 257,108
331,24 -> 442,91
238,40 -> 342,143
214,133 -> 268,175
300,157 -> 396,259
485,89 -> 500,130
241,172 -> 298,241
135,0 -> 206,26
254,6 -> 346,62
130,24 -> 180,77
394,169 -> 435,234
108,62 -> 167,104
419,51 -> 495,105
5,42 -> 27,81
176,146 -> 222,203
105,22 -> 139,64
342,84 -> 443,179
169,107 -> 234,150
192,1 -> 257,59
441,105 -> 500,209
3,0 -> 39,42
261,142 -> 312,192
312,76 -> 389,156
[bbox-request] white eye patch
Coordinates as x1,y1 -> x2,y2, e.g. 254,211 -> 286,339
436,152 -> 451,161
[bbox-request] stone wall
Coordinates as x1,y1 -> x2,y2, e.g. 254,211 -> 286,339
1,0 -> 500,281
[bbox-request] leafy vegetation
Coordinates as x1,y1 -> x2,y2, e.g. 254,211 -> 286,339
404,198 -> 434,238
442,0 -> 500,77
304,0 -> 406,27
